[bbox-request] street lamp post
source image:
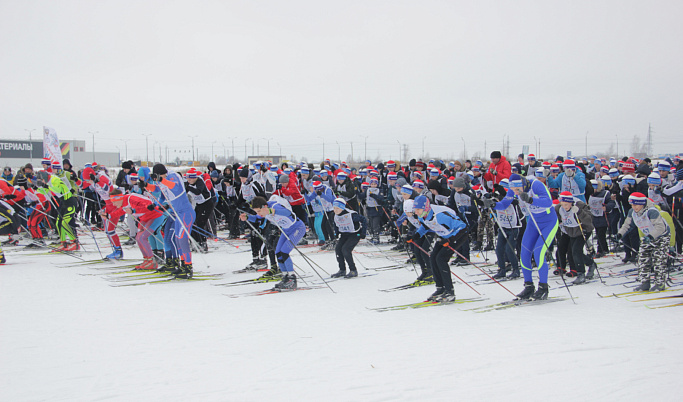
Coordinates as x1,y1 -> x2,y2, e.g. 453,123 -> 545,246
461,137 -> 467,160
244,138 -> 251,164
336,141 -> 341,163
397,140 -> 401,161
25,129 -> 36,164
190,135 -> 198,164
422,136 -> 427,160
317,136 -> 325,161
89,131 -> 99,162
120,139 -> 129,161
361,135 -> 369,162
277,142 -> 282,160
141,134 -> 152,166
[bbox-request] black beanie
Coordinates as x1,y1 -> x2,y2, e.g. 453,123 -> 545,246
490,151 -> 502,159
409,159 -> 417,167
122,161 -> 132,169
239,168 -> 249,178
152,164 -> 167,175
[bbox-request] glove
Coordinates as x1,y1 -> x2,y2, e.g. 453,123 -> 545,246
316,190 -> 322,196
642,234 -> 654,244
518,192 -> 532,204
616,233 -> 623,242
483,198 -> 496,208
149,173 -> 159,182
70,189 -> 76,195
70,171 -> 77,181
570,205 -> 579,214
147,204 -> 156,211
40,181 -> 49,189
4,194 -> 17,200
359,233 -> 366,239
89,173 -> 97,183
138,180 -> 147,192
483,193 -> 492,199
276,183 -> 282,190
511,198 -> 519,206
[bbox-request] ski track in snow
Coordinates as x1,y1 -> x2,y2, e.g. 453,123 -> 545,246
1,235 -> 682,401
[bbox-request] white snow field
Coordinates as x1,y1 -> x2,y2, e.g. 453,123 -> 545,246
1,232 -> 682,402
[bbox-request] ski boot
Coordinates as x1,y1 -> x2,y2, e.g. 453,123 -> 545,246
507,268 -> 520,279
64,241 -> 80,252
157,257 -> 179,273
649,282 -> 666,292
370,237 -> 380,245
553,267 -> 566,276
273,273 -> 297,291
25,239 -> 46,249
175,261 -> 193,279
566,269 -> 578,278
259,268 -> 282,281
516,281 -> 535,300
435,289 -> 456,303
134,257 -> 155,270
298,238 -> 308,246
586,262 -> 597,280
344,270 -> 358,278
331,269 -> 346,278
492,267 -> 508,279
123,237 -> 136,246
634,280 -> 650,292
153,249 -> 165,263
50,241 -> 68,253
427,287 -> 444,302
484,243 -> 495,251
2,235 -> 18,246
105,247 -> 124,260
572,273 -> 586,285
532,283 -> 549,300
0,252 -> 6,264
416,269 -> 433,283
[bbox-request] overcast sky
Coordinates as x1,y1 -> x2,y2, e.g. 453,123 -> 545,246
1,0 -> 681,163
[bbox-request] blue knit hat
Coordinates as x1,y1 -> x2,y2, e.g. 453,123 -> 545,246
509,174 -> 523,188
333,198 -> 346,209
413,195 -> 429,210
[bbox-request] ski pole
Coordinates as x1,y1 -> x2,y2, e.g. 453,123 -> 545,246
407,236 -> 481,296
441,239 -> 516,297
574,211 -> 606,285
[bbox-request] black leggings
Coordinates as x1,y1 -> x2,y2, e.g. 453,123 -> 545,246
430,230 -> 468,292
335,233 -> 360,271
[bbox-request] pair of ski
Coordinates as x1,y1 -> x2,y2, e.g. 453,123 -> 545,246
379,279 -> 435,292
461,296 -> 571,313
624,293 -> 683,309
105,270 -> 222,283
109,274 -> 221,287
213,273 -> 313,287
369,296 -> 489,312
225,286 -> 325,298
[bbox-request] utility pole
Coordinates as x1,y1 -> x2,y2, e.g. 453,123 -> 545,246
211,141 -> 217,162
647,123 -> 653,156
361,136 -> 369,162
396,140 -> 401,161
422,136 -> 427,160
350,141 -> 353,164
190,135 -> 199,164
244,138 -> 251,163
484,140 -> 487,158
461,137 -> 467,161
89,131 -> 99,162
336,141 -> 341,163
120,139 -> 129,161
141,133 -> 152,165
615,134 -> 619,158
25,129 -> 36,164
585,131 -> 588,158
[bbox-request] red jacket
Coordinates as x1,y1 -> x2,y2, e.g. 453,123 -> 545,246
487,156 -> 512,184
276,172 -> 304,206
0,179 -> 26,205
120,194 -> 162,222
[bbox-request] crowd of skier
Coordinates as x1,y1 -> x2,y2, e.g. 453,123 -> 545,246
1,150 -> 682,301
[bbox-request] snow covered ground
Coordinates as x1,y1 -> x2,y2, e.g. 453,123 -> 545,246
1,232 -> 682,402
